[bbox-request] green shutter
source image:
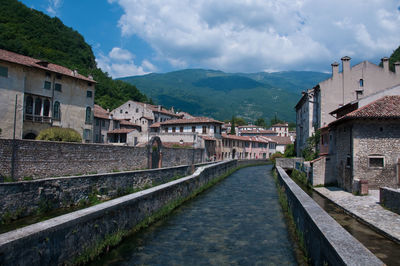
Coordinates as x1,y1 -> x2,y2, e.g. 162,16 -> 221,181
0,66 -> 8,77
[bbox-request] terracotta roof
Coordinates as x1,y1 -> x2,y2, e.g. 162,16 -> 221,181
266,136 -> 293,145
140,116 -> 154,120
94,104 -> 110,120
238,125 -> 260,128
222,134 -> 269,143
158,117 -> 223,125
240,129 -> 276,134
272,123 -> 288,127
330,96 -> 400,126
150,122 -> 161,128
117,119 -> 136,126
0,49 -> 95,82
201,136 -> 217,141
107,128 -> 136,134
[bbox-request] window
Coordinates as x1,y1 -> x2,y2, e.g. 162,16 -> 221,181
180,126 -> 183,132
53,101 -> 60,120
269,143 -> 276,149
85,106 -> 92,124
164,128 -> 168,133
96,119 -> 99,126
369,157 -> 384,168
87,90 -> 93,98
346,155 -> 351,167
120,109 -> 123,114
83,129 -> 91,140
34,98 -> 42,116
202,126 -> 207,134
25,96 -> 33,115
0,66 -> 8,77
101,120 -> 106,127
43,99 -> 50,117
356,90 -> 363,99
55,83 -> 62,92
172,127 -> 176,133
136,108 -> 139,113
44,81 -> 51,90
359,79 -> 364,87
192,126 -> 196,132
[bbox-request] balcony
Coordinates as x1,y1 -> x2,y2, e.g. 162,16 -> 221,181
24,114 -> 52,123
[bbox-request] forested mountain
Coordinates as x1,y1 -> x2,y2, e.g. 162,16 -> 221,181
120,70 -> 330,122
0,0 -> 150,110
388,45 -> 400,72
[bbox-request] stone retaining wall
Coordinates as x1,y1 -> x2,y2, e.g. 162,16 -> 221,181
0,160 -> 238,265
275,166 -> 381,265
0,163 -> 213,222
380,187 -> 400,215
0,139 -> 203,180
275,158 -> 304,170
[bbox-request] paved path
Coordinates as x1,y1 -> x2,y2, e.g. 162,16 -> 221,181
314,187 -> 400,243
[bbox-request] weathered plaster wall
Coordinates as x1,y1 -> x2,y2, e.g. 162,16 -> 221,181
275,166 -> 381,265
0,160 -> 237,265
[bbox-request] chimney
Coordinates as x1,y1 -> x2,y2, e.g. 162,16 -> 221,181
158,105 -> 161,112
381,57 -> 389,72
395,61 -> 400,75
171,106 -> 174,113
331,62 -> 339,79
341,56 -> 351,74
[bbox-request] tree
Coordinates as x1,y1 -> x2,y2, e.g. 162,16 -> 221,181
255,117 -> 267,128
284,144 -> 296,157
230,116 -> 236,135
36,127 -> 82,142
301,129 -> 320,161
234,117 -> 246,126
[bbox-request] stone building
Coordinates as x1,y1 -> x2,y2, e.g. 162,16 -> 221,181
323,96 -> 400,191
221,134 -> 270,160
0,49 -> 95,141
150,117 -> 223,160
296,56 -> 400,155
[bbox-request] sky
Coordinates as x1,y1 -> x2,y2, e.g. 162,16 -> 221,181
19,0 -> 400,78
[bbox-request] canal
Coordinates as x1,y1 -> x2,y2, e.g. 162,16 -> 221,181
90,165 -> 298,265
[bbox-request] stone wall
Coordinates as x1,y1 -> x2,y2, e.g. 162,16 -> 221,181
0,163 -> 209,221
275,166 -> 381,265
0,160 -> 238,265
310,155 -> 336,186
353,121 -> 400,189
0,139 -> 204,180
275,158 -> 304,170
380,187 -> 400,215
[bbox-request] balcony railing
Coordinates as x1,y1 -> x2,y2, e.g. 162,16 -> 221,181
24,114 -> 52,123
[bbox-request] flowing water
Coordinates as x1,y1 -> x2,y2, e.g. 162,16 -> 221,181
90,165 -> 297,265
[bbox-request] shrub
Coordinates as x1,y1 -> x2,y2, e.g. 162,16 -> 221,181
270,151 -> 283,163
36,127 -> 82,142
284,143 -> 296,158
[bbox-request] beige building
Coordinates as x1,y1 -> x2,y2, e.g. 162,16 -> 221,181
150,117 -> 223,160
271,123 -> 289,137
296,56 -> 400,155
0,49 -> 95,141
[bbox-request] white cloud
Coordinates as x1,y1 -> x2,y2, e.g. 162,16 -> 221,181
96,47 -> 157,78
109,0 -> 400,72
46,0 -> 62,16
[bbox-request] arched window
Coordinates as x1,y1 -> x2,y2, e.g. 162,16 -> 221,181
53,101 -> 60,120
359,79 -> 364,87
25,96 -> 33,114
43,99 -> 50,117
85,106 -> 92,124
34,98 -> 42,116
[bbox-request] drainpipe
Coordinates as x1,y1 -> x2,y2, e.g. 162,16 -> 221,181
11,94 -> 17,180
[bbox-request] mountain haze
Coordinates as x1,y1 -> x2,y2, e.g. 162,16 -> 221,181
120,70 -> 330,122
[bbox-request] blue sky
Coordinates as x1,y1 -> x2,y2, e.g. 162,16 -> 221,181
19,0 -> 400,78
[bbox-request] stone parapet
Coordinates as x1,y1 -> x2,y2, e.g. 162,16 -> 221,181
380,187 -> 400,215
276,166 -> 382,265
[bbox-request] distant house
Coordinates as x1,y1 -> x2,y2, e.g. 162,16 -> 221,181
239,129 -> 277,137
321,95 -> 400,191
270,123 -> 289,137
221,134 -> 270,160
150,117 -> 223,160
265,136 -> 293,154
296,56 -> 400,156
0,49 -> 95,142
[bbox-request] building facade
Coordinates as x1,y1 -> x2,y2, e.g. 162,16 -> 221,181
296,56 -> 400,155
0,49 -> 95,142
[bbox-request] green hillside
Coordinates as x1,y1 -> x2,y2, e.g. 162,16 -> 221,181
388,45 -> 400,72
120,69 -> 330,122
0,0 -> 150,110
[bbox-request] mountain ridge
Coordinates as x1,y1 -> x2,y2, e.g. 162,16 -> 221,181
119,69 -> 330,122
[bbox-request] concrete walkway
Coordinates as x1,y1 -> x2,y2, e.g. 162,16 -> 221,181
314,187 -> 400,244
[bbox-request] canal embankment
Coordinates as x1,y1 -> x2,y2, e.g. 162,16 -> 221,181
0,159 -> 268,265
275,166 -> 382,265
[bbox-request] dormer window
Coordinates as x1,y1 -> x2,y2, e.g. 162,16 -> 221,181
359,79 -> 364,87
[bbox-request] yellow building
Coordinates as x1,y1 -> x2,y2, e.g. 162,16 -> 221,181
0,49 -> 95,141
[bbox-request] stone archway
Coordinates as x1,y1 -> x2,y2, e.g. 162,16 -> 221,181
148,136 -> 162,169
23,132 -> 37,140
